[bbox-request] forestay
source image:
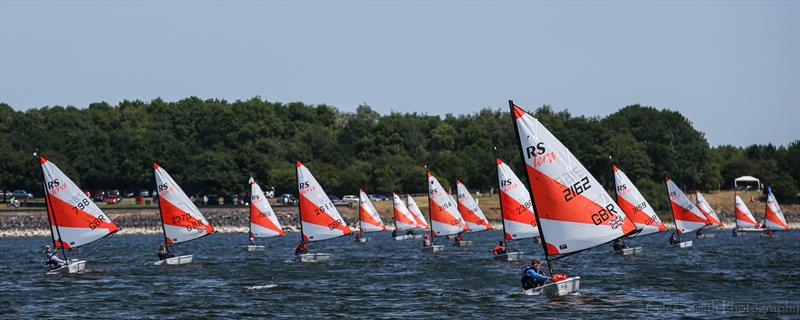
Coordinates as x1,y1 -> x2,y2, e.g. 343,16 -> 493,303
456,181 -> 492,232
613,165 -> 666,237
359,189 -> 386,232
734,193 -> 758,229
496,158 -> 539,240
406,194 -> 430,229
297,161 -> 351,241
764,187 -> 789,231
154,163 -> 214,244
695,191 -> 723,228
393,193 -> 418,231
512,103 -> 636,256
428,173 -> 467,236
40,156 -> 119,249
665,178 -> 707,234
249,177 -> 285,238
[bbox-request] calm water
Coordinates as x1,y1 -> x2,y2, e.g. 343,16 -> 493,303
1,230 -> 799,319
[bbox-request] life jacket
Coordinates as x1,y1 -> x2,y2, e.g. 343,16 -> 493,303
550,274 -> 567,282
520,267 -> 535,284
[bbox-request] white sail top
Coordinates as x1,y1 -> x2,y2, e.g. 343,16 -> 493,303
695,191 -> 722,228
249,177 -> 285,238
297,161 -> 351,241
406,194 -> 430,229
40,156 -> 119,249
392,193 -> 418,231
428,173 -> 467,236
154,163 -> 214,244
456,181 -> 492,232
512,103 -> 636,256
665,178 -> 707,234
613,166 -> 666,237
734,194 -> 758,228
359,189 -> 386,232
497,158 -> 539,240
764,187 -> 789,231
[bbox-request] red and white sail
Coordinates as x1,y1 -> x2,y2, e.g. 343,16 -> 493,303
734,193 -> 758,229
512,103 -> 636,255
393,193 -> 418,231
359,189 -> 386,232
665,178 -> 708,234
406,194 -> 430,229
497,158 -> 539,240
154,163 -> 214,244
428,173 -> 467,236
764,187 -> 789,231
40,156 -> 119,249
249,177 -> 285,238
456,181 -> 492,232
613,165 -> 666,236
297,161 -> 351,241
695,191 -> 723,228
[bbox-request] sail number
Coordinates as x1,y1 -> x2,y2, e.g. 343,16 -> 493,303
88,215 -> 107,230
450,217 -> 463,226
513,200 -> 533,215
562,177 -> 591,202
631,202 -> 647,214
591,204 -> 619,226
172,213 -> 206,232
314,202 -> 335,215
328,218 -> 343,230
75,198 -> 91,210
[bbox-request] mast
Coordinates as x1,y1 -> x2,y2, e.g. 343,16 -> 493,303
494,148 -> 510,250
358,188 -> 363,234
38,154 -> 68,260
509,100 -> 552,275
154,163 -> 170,252
249,178 -> 253,242
665,176 -> 680,242
296,161 -> 304,242
426,166 -> 434,243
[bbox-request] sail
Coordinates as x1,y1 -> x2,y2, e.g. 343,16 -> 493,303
497,158 -> 539,240
613,165 -> 666,236
695,191 -> 723,228
154,163 -> 214,244
764,187 -> 789,231
456,181 -> 492,232
392,193 -> 418,231
359,189 -> 386,232
665,178 -> 707,234
297,161 -> 351,241
40,156 -> 119,249
406,194 -> 430,229
511,102 -> 636,256
734,193 -> 758,228
249,177 -> 285,238
428,172 -> 467,236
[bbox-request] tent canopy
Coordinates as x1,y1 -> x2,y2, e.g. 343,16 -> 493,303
734,176 -> 761,190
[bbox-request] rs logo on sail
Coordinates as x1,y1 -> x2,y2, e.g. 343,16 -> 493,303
525,143 -> 557,168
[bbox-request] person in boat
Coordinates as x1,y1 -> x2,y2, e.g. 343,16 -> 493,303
294,242 -> 309,255
44,245 -> 66,268
156,243 -> 173,260
454,233 -> 463,242
355,231 -> 362,242
492,241 -> 507,256
422,234 -> 431,247
695,228 -> 704,237
612,239 -> 628,252
669,233 -> 679,245
392,229 -> 399,238
248,235 -> 256,246
521,259 -> 548,290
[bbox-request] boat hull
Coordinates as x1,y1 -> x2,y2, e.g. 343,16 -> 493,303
493,252 -> 523,261
524,276 -> 581,297
696,234 -> 715,239
356,238 -> 368,243
296,253 -> 331,263
738,228 -> 766,232
423,245 -> 444,253
672,241 -> 693,249
454,240 -> 472,247
154,255 -> 193,266
246,245 -> 266,251
393,234 -> 424,241
614,247 -> 642,255
47,259 -> 86,274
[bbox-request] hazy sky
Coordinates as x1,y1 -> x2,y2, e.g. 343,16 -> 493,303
1,1 -> 798,146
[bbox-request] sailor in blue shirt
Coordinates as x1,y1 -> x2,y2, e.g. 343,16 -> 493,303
521,259 -> 548,289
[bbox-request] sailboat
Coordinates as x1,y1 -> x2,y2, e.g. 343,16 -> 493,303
426,172 -> 467,253
763,187 -> 789,236
665,177 -> 706,248
455,180 -> 492,247
246,177 -> 285,251
734,192 -> 763,234
494,157 -> 539,262
356,188 -> 386,242
510,101 -> 637,296
612,165 -> 666,255
694,191 -> 723,239
406,194 -> 430,231
153,163 -> 214,265
39,155 -> 119,274
296,161 -> 351,262
392,192 -> 420,240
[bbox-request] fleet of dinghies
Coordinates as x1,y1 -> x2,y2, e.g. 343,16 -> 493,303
33,100 -> 793,299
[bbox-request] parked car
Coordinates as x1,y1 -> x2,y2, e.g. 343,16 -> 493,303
277,194 -> 298,205
123,190 -> 135,198
139,190 -> 150,197
93,190 -> 106,202
12,190 -> 33,199
206,194 -> 220,205
368,194 -> 382,202
329,195 -> 342,204
342,195 -> 358,202
106,194 -> 121,205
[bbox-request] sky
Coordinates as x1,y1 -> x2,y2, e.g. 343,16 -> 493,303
1,1 -> 798,147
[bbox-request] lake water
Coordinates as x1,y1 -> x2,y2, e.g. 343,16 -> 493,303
1,230 -> 798,319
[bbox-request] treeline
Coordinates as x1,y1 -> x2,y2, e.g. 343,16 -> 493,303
0,97 -> 797,210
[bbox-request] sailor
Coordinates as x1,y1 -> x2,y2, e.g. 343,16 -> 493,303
492,241 -> 507,256
249,235 -> 256,246
44,245 -> 65,268
156,243 -> 173,260
612,239 -> 628,252
695,228 -> 704,237
391,229 -> 399,238
669,233 -> 680,245
454,233 -> 463,242
294,242 -> 309,255
521,259 -> 548,290
354,231 -> 362,242
422,234 -> 431,247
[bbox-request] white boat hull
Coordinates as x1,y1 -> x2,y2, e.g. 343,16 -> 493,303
454,240 -> 472,247
614,247 -> 642,255
524,276 -> 581,297
738,228 -> 766,232
672,241 -> 693,248
493,252 -> 523,261
423,245 -> 444,253
393,234 -> 424,240
356,238 -> 368,243
246,245 -> 265,251
696,234 -> 715,239
47,259 -> 86,274
154,254 -> 193,266
760,233 -> 778,239
296,253 -> 331,263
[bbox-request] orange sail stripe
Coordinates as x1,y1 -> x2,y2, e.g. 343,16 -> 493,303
299,196 -> 351,235
765,207 -> 789,229
430,199 -> 467,231
671,200 -> 707,223
696,206 -> 720,226
250,205 -> 285,235
616,194 -> 666,231
735,207 -> 757,225
159,196 -> 214,244
499,191 -> 537,226
48,194 -> 118,232
360,206 -> 385,229
394,207 -> 417,225
458,205 -> 492,229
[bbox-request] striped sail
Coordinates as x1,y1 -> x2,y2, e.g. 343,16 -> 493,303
297,161 -> 351,242
613,165 -> 666,236
456,181 -> 492,232
734,193 -> 758,228
497,158 -> 539,240
154,163 -> 214,244
406,194 -> 430,229
359,189 -> 386,232
511,102 -> 636,256
40,156 -> 119,249
428,172 -> 467,236
393,193 -> 418,231
764,187 -> 789,231
249,177 -> 285,238
666,178 -> 708,234
695,191 -> 722,228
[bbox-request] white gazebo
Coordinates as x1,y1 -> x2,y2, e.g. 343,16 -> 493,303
734,176 -> 761,191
